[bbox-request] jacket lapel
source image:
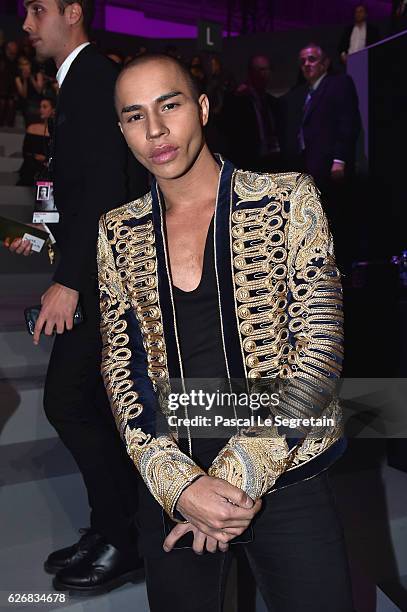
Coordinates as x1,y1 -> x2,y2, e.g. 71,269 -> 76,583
214,157 -> 247,381
151,182 -> 183,381
57,43 -> 93,94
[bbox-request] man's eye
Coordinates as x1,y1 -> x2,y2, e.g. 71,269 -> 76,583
32,5 -> 44,13
128,114 -> 142,123
163,103 -> 179,111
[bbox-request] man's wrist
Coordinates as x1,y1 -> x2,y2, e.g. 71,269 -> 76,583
175,473 -> 205,519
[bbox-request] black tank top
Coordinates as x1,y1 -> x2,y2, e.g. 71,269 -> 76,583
172,216 -> 229,469
172,216 -> 227,379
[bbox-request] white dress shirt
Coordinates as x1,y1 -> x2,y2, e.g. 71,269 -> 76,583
56,42 -> 90,87
311,72 -> 327,93
348,23 -> 367,55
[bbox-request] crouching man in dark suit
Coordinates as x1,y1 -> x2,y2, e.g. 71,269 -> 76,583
7,0 -> 148,595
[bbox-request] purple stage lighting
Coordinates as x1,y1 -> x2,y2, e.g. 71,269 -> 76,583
105,5 -> 237,38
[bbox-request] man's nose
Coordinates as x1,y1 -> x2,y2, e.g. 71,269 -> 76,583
146,115 -> 169,140
22,14 -> 32,32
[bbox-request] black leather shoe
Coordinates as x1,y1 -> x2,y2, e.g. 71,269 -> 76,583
44,529 -> 103,574
52,541 -> 144,595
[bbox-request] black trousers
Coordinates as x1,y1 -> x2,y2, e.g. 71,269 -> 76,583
43,284 -> 139,554
137,471 -> 354,612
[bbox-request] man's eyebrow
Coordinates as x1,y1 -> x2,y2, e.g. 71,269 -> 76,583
121,104 -> 142,114
121,91 -> 183,114
155,91 -> 183,103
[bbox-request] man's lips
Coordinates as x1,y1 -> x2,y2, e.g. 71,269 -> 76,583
30,38 -> 41,46
149,145 -> 179,164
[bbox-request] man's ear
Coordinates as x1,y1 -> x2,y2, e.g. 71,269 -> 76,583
198,94 -> 210,127
117,121 -> 124,135
65,2 -> 83,27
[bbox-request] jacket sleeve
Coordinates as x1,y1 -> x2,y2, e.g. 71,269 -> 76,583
338,26 -> 351,55
208,174 -> 343,499
97,215 -> 205,520
332,75 -> 361,164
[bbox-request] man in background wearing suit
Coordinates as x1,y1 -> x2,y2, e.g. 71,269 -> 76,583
280,43 -> 360,190
221,55 -> 282,172
279,43 -> 360,272
8,0 -> 147,595
338,4 -> 380,65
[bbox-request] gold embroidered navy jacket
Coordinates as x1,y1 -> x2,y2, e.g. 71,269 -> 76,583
97,158 -> 345,520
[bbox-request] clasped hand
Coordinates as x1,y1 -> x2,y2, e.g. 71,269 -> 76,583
163,475 -> 262,555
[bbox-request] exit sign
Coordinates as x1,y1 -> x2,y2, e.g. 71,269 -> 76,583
197,20 -> 222,52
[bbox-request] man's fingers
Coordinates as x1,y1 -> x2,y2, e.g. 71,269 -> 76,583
44,317 -> 57,336
8,237 -> 22,252
218,540 -> 229,552
206,497 -> 262,532
56,318 -> 65,334
251,498 -> 262,515
215,479 -> 254,509
197,522 -> 244,545
23,241 -> 33,256
15,240 -> 31,255
33,312 -> 46,345
5,237 -> 33,256
210,529 -> 240,544
219,526 -> 246,537
212,501 -> 257,527
210,517 -> 251,529
19,240 -> 32,256
163,523 -> 192,552
192,530 -> 206,555
205,535 -> 218,554
65,316 -> 74,331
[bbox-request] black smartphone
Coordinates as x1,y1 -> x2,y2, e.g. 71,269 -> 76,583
24,303 -> 84,336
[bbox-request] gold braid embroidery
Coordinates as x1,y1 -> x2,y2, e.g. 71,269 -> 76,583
98,197 -> 204,519
209,173 -> 343,497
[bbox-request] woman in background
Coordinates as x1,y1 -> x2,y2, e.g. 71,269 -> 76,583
15,56 -> 44,126
17,96 -> 55,187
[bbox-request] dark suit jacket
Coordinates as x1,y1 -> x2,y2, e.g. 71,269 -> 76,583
279,74 -> 361,184
51,44 -> 148,292
220,90 -> 282,171
338,23 -> 380,55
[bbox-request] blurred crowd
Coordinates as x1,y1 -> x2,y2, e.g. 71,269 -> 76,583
0,37 -> 58,128
1,2 -> 376,274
